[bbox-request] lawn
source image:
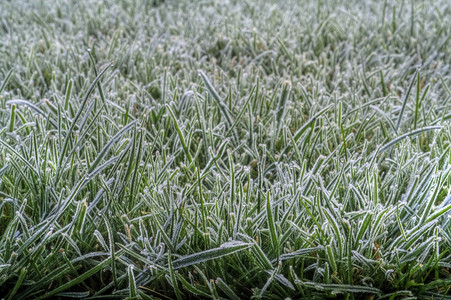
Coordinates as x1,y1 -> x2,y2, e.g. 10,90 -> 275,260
1,0 -> 451,299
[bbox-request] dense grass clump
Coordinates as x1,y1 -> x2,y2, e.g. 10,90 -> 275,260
1,0 -> 451,298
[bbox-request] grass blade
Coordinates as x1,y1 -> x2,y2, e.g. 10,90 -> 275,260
172,241 -> 251,269
198,70 -> 234,127
395,70 -> 418,132
0,68 -> 13,94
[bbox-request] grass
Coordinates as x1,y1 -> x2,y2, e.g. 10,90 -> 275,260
0,0 -> 451,298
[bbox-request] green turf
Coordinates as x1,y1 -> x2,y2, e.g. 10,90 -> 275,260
1,0 -> 451,299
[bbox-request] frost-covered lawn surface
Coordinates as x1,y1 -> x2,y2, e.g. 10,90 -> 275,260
1,0 -> 451,298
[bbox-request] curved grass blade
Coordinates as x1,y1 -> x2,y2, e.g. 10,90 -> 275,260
35,255 -> 119,300
274,81 -> 291,146
0,139 -> 39,175
277,246 -> 324,263
278,104 -> 332,160
167,106 -> 193,163
379,125 -> 442,153
215,277 -> 240,300
198,70 -> 233,127
55,62 -> 113,182
177,273 -> 211,298
88,49 -> 107,109
395,70 -> 418,132
6,267 -> 27,300
88,120 -> 136,174
172,241 -> 251,269
6,99 -> 57,128
168,252 -> 183,300
302,282 -> 382,295
0,68 -> 13,94
266,193 -> 279,259
127,265 -> 137,298
55,292 -> 90,298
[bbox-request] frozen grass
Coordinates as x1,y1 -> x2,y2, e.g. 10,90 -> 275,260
1,0 -> 451,298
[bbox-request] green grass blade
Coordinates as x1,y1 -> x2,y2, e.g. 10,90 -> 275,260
172,241 -> 251,269
395,70 -> 418,132
0,68 -> 13,94
198,70 -> 234,127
